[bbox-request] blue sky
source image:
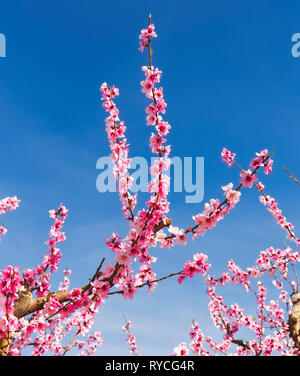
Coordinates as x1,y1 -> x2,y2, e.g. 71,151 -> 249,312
0,0 -> 299,355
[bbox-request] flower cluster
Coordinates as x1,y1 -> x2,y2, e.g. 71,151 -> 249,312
98,19 -> 173,302
191,197 -> 234,240
138,22 -> 157,52
259,194 -> 300,247
0,196 -> 20,215
0,266 -> 22,339
0,204 -> 108,356
173,246 -> 300,356
31,203 -> 68,297
240,170 -> 258,188
191,149 -> 274,240
141,87 -> 170,204
122,317 -> 139,355
172,342 -> 189,356
0,16 -> 299,357
100,83 -> 137,220
249,149 -> 273,175
0,196 -> 20,241
221,148 -> 236,167
178,253 -> 211,284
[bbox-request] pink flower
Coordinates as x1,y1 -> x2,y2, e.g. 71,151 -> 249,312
175,230 -> 187,246
193,253 -> 209,268
115,251 -> 131,266
172,342 -> 189,356
0,196 -> 20,214
149,133 -> 166,153
141,79 -> 154,98
0,265 -> 21,296
256,149 -> 268,158
0,225 -> 7,237
264,159 -> 273,175
0,315 -> 9,337
178,253 -> 210,284
250,156 -> 262,170
0,293 -> 6,313
221,148 -> 236,167
122,285 -> 137,300
43,296 -> 61,315
92,280 -> 110,298
257,181 -> 265,191
183,262 -> 200,278
139,24 -> 157,51
156,120 -> 171,136
222,183 -> 241,206
67,288 -> 82,302
0,196 -> 20,241
240,170 -> 258,188
145,24 -> 157,38
143,66 -> 162,83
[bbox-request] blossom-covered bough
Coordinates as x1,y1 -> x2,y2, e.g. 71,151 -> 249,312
0,15 -> 299,356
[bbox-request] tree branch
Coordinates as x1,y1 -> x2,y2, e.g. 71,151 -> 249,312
284,168 -> 300,187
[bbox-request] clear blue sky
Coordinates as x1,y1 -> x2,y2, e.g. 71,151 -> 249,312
0,0 -> 299,355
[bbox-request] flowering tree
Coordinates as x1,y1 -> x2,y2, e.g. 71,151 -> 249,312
0,15 -> 299,356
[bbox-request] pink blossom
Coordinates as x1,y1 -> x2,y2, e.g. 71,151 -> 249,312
115,251 -> 131,266
122,285 -> 137,300
172,342 -> 189,356
264,159 -> 273,175
240,170 -> 258,188
0,16 -> 298,358
221,148 -> 236,167
222,183 -> 241,206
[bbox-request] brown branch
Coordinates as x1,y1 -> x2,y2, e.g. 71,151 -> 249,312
218,312 -> 250,351
218,154 -> 299,246
82,257 -> 106,294
62,329 -> 81,356
164,152 -> 274,241
231,338 -> 250,350
153,217 -> 172,233
14,289 -> 81,320
108,270 -> 183,296
13,258 -> 106,319
289,293 -> 300,350
284,168 -> 300,187
13,253 -> 182,320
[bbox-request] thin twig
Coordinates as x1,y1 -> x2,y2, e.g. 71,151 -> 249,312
108,270 -> 183,296
284,168 -> 300,187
